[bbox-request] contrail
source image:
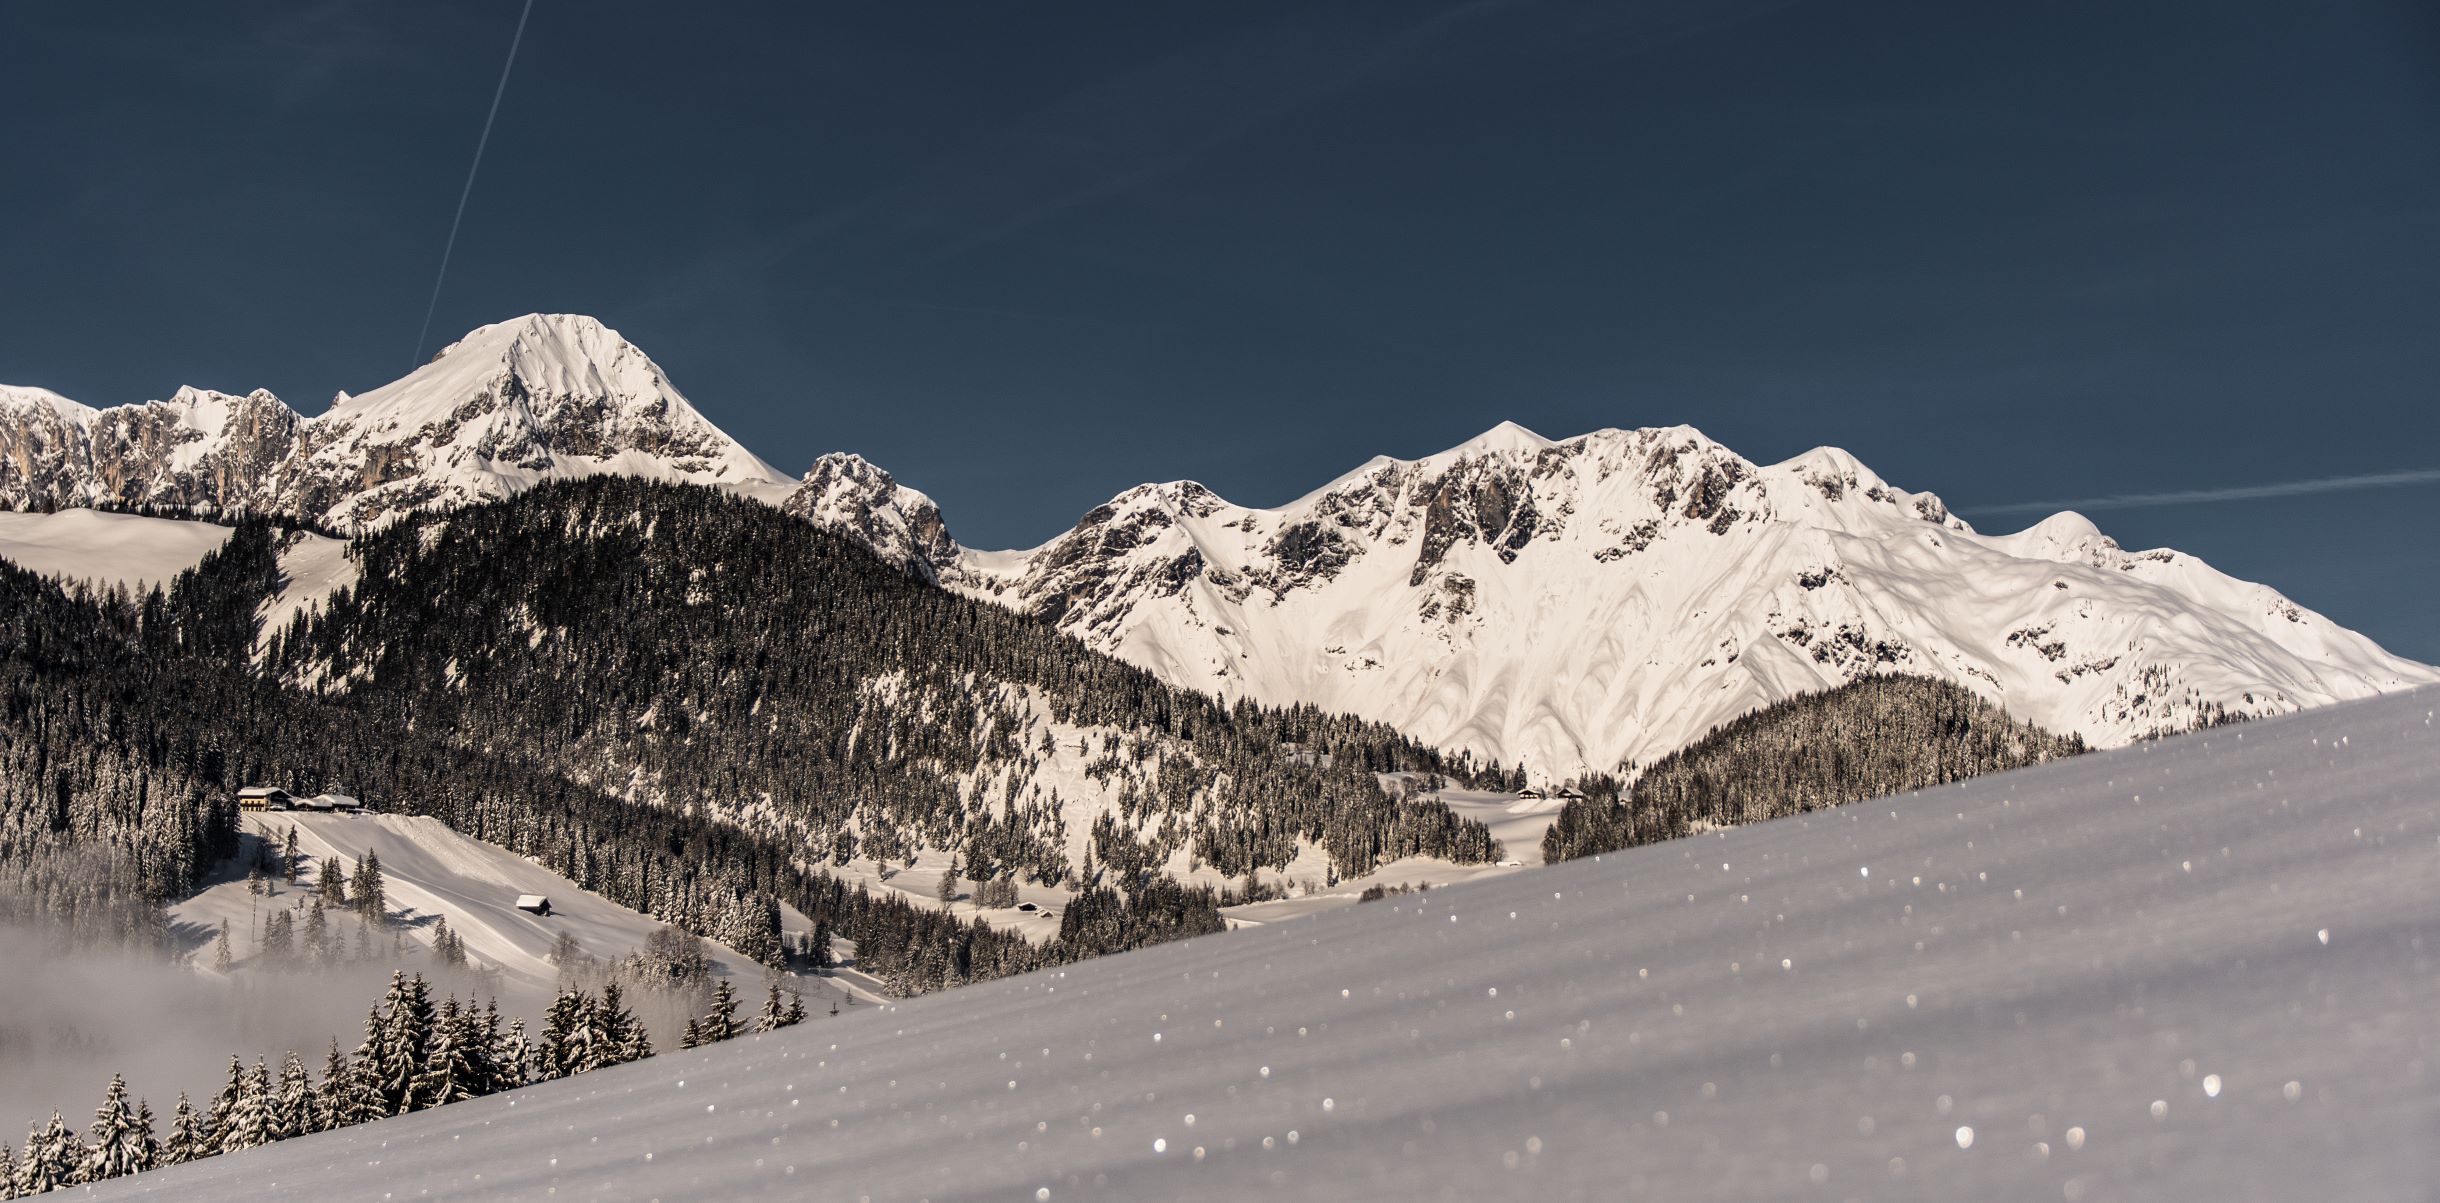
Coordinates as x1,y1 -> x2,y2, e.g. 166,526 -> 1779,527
411,0 -> 537,369
1967,467 -> 2440,516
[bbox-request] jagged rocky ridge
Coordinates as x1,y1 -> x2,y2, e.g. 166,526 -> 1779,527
6,320 -> 2432,780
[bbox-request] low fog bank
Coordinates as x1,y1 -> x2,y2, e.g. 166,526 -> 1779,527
0,922 -> 546,1135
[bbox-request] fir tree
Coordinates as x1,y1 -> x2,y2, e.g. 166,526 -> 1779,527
162,1094 -> 207,1167
218,1059 -> 273,1154
595,983 -> 649,1068
81,1073 -> 151,1182
679,1017 -> 702,1050
413,997 -> 483,1108
754,978 -> 789,1033
210,919 -> 232,973
493,1015 -> 533,1091
534,989 -> 587,1081
282,825 -> 301,885
0,1137 -> 16,1197
203,1056 -> 242,1151
698,977 -> 741,1044
317,855 -> 348,908
18,1112 -> 86,1193
272,1052 -> 311,1140
310,1041 -> 352,1134
351,851 -> 386,923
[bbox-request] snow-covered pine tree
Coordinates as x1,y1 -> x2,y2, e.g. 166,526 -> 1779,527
218,1059 -> 272,1154
0,1137 -> 16,1198
19,1111 -> 87,1193
534,988 -> 586,1081
679,1017 -> 702,1050
781,987 -> 807,1027
593,983 -> 648,1069
211,920 -> 232,973
369,971 -> 432,1115
699,977 -> 741,1044
130,1098 -> 159,1176
202,1056 -> 242,1151
317,855 -> 347,908
161,1093 -> 207,1166
351,851 -> 386,923
273,1052 -> 311,1140
303,897 -> 329,962
310,1041 -> 351,1134
412,997 -> 478,1108
493,1016 -> 532,1091
82,1073 -> 151,1182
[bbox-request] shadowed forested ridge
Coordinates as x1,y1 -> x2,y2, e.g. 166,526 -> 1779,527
1544,675 -> 2085,862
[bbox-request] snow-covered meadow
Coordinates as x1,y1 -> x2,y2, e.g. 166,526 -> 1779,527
93,686 -> 2440,1201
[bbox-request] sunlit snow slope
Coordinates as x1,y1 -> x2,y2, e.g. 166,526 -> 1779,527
102,687 -> 2440,1203
167,813 -> 771,989
955,424 -> 2438,778
0,507 -> 234,589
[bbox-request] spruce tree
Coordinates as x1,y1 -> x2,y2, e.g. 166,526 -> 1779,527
203,1056 -> 242,1150
210,919 -> 232,973
413,997 -> 476,1108
317,855 -> 348,908
162,1094 -> 207,1167
219,1059 -> 273,1154
0,1137 -> 16,1197
699,977 -> 741,1043
534,989 -> 586,1081
310,1041 -> 352,1134
493,1017 -> 533,1091
755,978 -> 788,1034
18,1112 -> 85,1194
82,1073 -> 150,1182
273,1052 -> 311,1140
601,984 -> 651,1065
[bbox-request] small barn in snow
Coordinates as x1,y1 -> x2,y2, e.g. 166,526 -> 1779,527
515,895 -> 553,916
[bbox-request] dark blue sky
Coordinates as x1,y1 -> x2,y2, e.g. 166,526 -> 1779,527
4,1 -> 2435,659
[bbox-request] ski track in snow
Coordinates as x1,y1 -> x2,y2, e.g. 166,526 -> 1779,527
103,687 -> 2440,1202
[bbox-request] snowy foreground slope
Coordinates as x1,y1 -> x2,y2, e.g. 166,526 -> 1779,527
101,688 -> 2440,1202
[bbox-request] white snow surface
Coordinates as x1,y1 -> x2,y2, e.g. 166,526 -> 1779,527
949,423 -> 2439,777
0,507 -> 234,588
102,687 -> 2440,1202
167,813 -> 767,988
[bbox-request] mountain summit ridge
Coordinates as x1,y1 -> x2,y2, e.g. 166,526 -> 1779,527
4,316 -> 2430,774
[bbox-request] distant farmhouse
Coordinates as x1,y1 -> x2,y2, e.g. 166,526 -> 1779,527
237,786 -> 291,812
515,894 -> 553,916
238,786 -> 367,814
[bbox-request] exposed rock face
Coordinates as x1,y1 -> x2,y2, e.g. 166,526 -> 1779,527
777,453 -> 961,581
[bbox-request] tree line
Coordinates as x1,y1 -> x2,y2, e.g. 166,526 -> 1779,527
1543,674 -> 2086,862
0,966 -> 807,1197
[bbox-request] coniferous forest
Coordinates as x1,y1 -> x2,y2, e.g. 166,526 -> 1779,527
1541,674 -> 2086,862
3,479 -> 1499,997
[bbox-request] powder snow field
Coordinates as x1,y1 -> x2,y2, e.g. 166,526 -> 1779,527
0,507 -> 234,589
100,687 -> 2440,1202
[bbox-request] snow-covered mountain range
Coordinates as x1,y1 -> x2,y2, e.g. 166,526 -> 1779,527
0,314 -> 794,531
7,314 -> 2431,776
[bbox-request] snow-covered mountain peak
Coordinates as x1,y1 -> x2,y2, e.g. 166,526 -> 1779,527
949,424 -> 2436,778
0,314 -> 792,530
0,384 -> 99,423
